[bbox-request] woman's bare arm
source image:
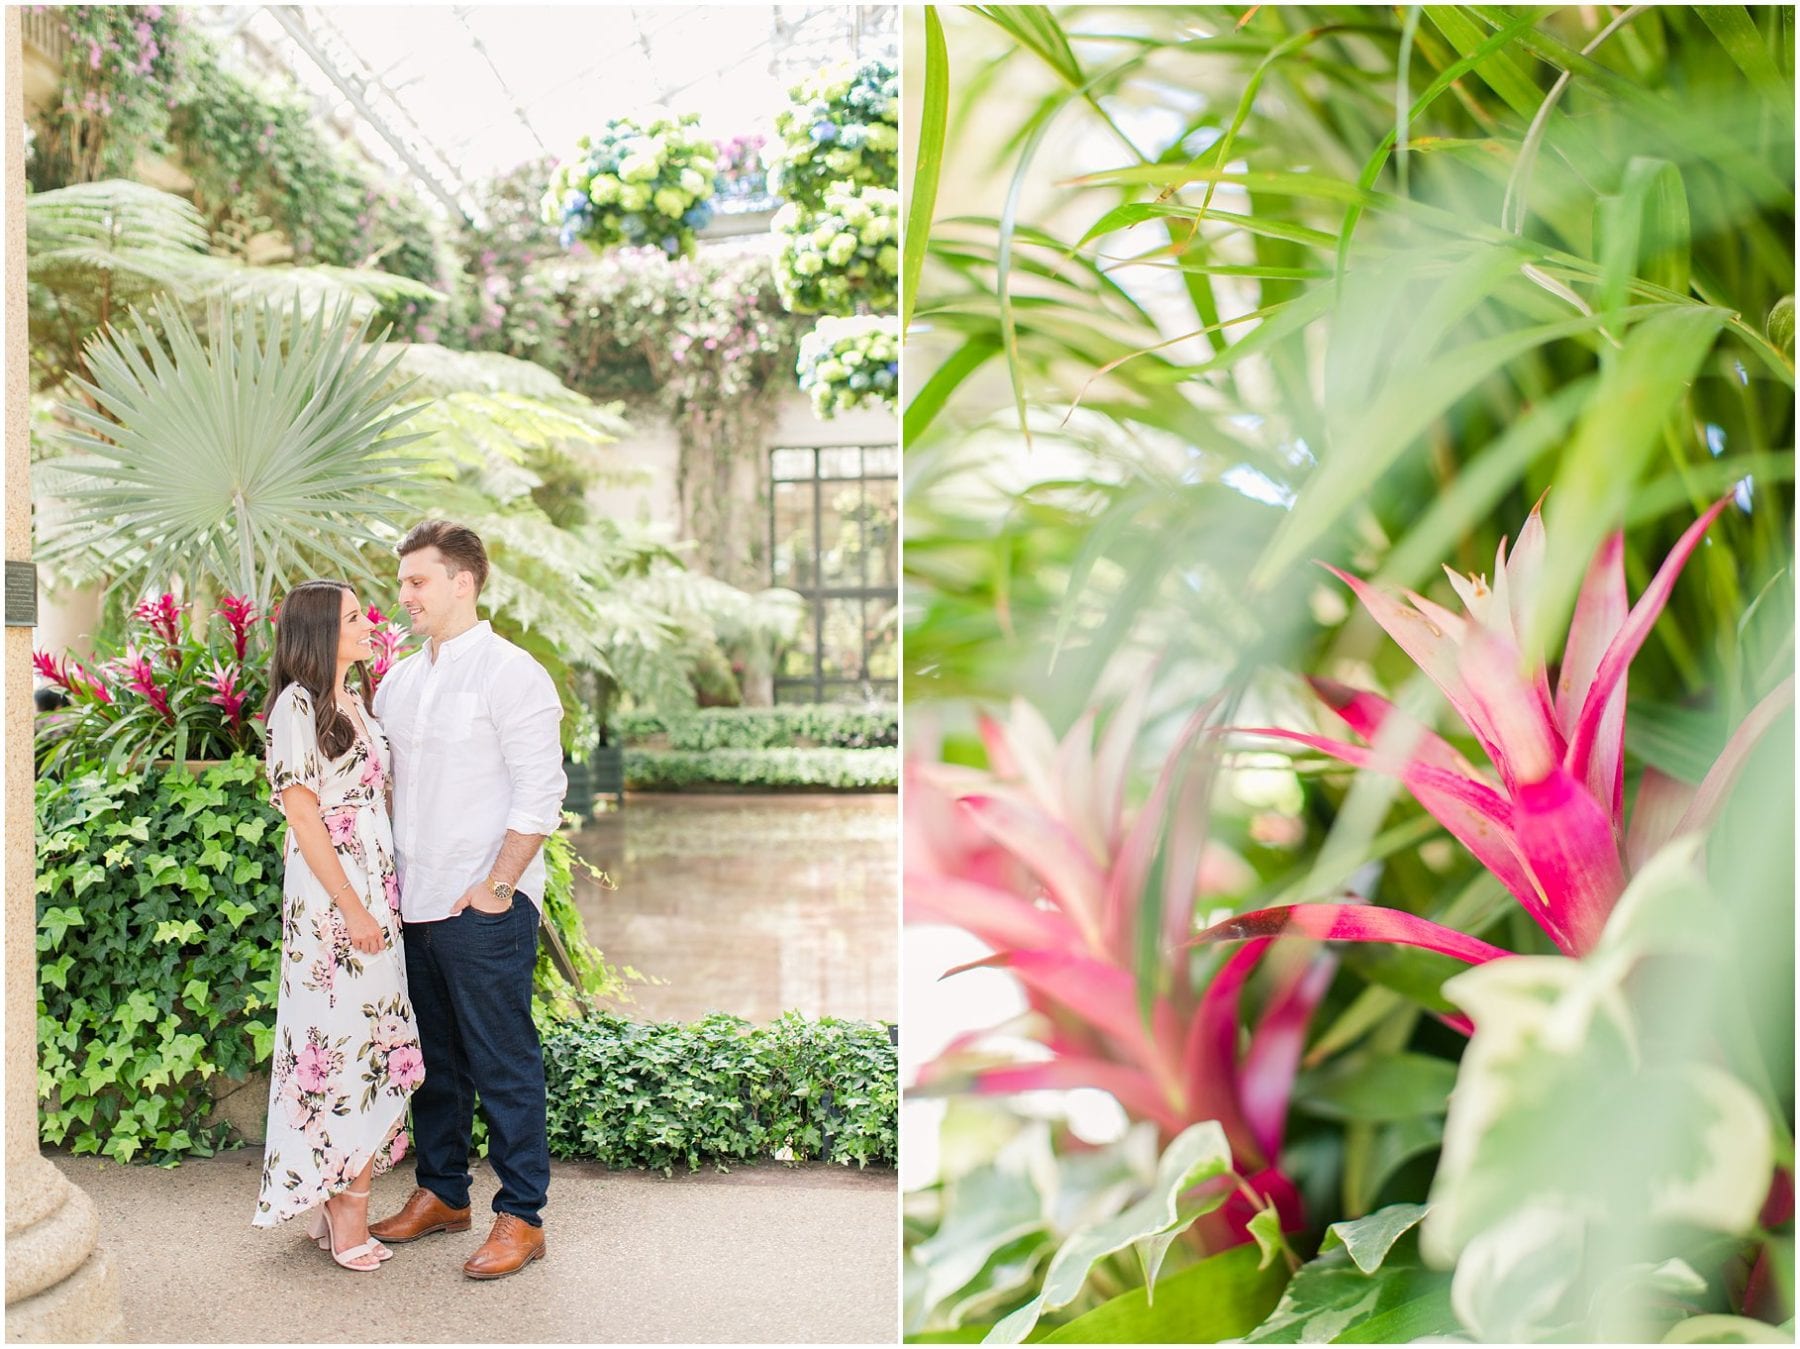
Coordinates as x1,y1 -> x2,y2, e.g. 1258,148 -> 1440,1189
279,784 -> 383,952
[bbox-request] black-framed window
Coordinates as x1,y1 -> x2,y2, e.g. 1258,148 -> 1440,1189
769,443 -> 899,704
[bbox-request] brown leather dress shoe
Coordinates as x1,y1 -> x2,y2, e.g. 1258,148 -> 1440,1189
462,1213 -> 546,1280
368,1187 -> 472,1244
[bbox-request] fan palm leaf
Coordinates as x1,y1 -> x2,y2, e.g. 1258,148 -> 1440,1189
27,180 -> 444,391
40,296 -> 427,610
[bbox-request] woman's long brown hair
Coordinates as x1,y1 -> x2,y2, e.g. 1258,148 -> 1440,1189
263,580 -> 369,761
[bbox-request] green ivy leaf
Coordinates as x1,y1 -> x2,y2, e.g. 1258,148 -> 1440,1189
216,899 -> 257,928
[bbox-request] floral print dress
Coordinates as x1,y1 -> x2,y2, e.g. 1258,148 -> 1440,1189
253,682 -> 423,1228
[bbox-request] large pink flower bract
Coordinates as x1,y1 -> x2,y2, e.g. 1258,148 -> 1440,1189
1196,499 -> 1793,972
908,695 -> 1332,1248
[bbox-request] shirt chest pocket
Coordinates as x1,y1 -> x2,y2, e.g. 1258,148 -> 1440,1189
433,690 -> 483,742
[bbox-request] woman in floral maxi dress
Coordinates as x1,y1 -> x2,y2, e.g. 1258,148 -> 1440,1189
252,581 -> 423,1272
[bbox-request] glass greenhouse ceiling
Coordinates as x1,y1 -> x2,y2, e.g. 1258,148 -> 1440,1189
195,4 -> 898,223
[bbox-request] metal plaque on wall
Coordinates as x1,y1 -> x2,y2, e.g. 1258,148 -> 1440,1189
5,561 -> 37,628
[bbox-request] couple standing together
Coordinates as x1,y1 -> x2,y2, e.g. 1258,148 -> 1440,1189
248,520 -> 567,1279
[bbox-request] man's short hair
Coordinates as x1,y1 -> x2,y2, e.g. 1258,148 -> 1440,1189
396,520 -> 490,595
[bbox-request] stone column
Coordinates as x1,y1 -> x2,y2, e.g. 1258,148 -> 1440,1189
4,10 -> 123,1340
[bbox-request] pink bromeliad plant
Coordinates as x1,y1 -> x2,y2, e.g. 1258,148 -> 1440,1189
909,694 -> 1333,1246
1194,499 -> 1795,969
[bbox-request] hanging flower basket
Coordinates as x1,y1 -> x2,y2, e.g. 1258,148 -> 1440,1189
797,315 -> 900,418
542,114 -> 719,259
769,59 -> 900,209
772,180 -> 900,316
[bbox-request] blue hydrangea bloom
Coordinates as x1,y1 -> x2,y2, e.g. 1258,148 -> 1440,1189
660,235 -> 680,256
683,205 -> 711,229
811,122 -> 838,144
849,372 -> 870,391
620,213 -> 645,239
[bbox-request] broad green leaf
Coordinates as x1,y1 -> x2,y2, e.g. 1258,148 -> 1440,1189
1321,1203 -> 1430,1275
1664,1314 -> 1793,1344
983,1122 -> 1234,1344
1296,1052 -> 1458,1123
1426,844 -> 1777,1340
1243,1242 -> 1454,1344
911,1162 -> 1049,1322
1245,1206 -> 1288,1271
1037,1243 -> 1288,1344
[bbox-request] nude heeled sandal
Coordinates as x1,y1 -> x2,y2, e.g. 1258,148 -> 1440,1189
306,1188 -> 390,1270
305,1199 -> 394,1261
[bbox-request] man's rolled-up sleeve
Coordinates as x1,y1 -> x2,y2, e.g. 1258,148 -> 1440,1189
495,657 -> 567,836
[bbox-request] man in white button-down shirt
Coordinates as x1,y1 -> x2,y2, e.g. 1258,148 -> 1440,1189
368,521 -> 565,1280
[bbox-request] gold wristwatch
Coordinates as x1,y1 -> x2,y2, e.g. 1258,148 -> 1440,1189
486,878 -> 515,902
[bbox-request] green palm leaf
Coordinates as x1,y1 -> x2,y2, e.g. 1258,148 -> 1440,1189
40,296 -> 426,609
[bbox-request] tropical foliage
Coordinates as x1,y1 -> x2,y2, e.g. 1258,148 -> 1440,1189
903,5 -> 1793,1343
551,246 -> 811,585
38,297 -> 423,611
23,180 -> 439,392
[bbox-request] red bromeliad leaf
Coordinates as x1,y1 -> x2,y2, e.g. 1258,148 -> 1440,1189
1301,679 -> 1561,940
1102,700 -> 1214,963
903,871 -> 1078,953
1671,675 -> 1796,843
976,711 -> 1018,779
1055,706 -> 1106,861
1509,766 -> 1626,956
1094,668 -> 1156,854
960,794 -> 1109,950
971,1059 -> 1188,1134
1197,1164 -> 1307,1251
1625,767 -> 1699,873
1460,627 -> 1561,784
1557,531 -> 1630,825
1180,941 -> 1265,1164
955,947 -> 1184,1098
1567,497 -> 1730,789
1239,950 -> 1336,1161
1324,562 -> 1511,776
1188,903 -> 1513,967
1307,676 -> 1477,778
1239,727 -> 1513,824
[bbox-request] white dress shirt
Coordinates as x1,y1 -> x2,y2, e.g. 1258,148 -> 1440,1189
374,619 -> 567,923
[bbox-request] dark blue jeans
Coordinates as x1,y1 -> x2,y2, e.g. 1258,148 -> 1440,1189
403,898 -> 549,1226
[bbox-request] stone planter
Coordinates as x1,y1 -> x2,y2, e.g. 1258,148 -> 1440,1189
202,1069 -> 270,1145
563,754 -> 594,824
591,743 -> 625,805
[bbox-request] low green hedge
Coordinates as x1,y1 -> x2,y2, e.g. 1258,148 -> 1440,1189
543,1011 -> 897,1174
624,747 -> 898,791
33,756 -> 611,1164
615,705 -> 899,751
